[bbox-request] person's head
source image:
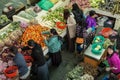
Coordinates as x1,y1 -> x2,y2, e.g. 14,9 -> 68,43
50,28 -> 58,36
63,9 -> 70,20
72,3 -> 79,11
9,46 -> 18,56
27,39 -> 36,49
107,45 -> 114,55
109,35 -> 117,42
89,10 -> 97,18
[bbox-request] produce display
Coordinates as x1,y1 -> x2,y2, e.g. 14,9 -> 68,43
90,0 -> 101,8
18,9 -> 37,20
66,65 -> 84,80
0,15 -> 10,28
66,63 -> 97,80
71,0 -> 90,10
96,0 -> 120,15
0,22 -> 21,47
103,39 -> 113,49
0,41 -> 33,80
0,47 -> 15,80
7,0 -> 24,10
80,74 -> 94,80
42,7 -> 64,28
21,24 -> 49,47
0,15 -> 10,25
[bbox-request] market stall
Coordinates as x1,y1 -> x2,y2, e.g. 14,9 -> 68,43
1,0 -> 120,80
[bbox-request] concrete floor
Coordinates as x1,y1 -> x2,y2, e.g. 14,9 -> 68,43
49,50 -> 80,80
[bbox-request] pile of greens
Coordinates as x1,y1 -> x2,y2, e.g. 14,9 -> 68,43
66,65 -> 83,80
42,7 -> 65,27
0,15 -> 10,25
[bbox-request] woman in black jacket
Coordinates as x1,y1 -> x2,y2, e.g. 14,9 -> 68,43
72,3 -> 85,24
22,39 -> 49,80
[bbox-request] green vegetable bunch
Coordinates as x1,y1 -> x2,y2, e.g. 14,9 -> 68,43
66,65 -> 83,80
0,15 -> 10,24
42,7 -> 65,27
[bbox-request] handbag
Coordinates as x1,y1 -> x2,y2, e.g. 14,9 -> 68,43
76,37 -> 84,44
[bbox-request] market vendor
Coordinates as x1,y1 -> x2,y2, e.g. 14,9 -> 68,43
106,45 -> 120,75
86,10 -> 98,31
9,46 -> 30,80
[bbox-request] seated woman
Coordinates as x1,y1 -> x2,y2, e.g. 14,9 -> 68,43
86,10 -> 98,31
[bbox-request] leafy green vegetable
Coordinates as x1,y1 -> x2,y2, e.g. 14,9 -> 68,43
0,15 -> 10,24
42,7 -> 65,27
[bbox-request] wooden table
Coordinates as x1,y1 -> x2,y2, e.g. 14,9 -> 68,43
84,45 -> 106,67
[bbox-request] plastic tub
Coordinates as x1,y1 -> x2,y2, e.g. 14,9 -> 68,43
93,36 -> 105,44
4,66 -> 18,78
100,28 -> 113,38
91,44 -> 103,54
56,22 -> 66,29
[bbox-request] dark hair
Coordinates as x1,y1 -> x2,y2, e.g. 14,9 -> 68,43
9,46 -> 18,55
109,35 -> 117,40
72,3 -> 80,11
63,9 -> 70,20
89,10 -> 96,17
27,39 -> 36,47
107,45 -> 115,57
50,28 -> 62,41
50,28 -> 58,35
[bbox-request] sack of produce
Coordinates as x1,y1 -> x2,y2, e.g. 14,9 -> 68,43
39,0 -> 54,11
0,40 -> 5,47
15,29 -> 23,36
10,31 -> 19,41
50,0 -> 58,4
3,37 -> 12,46
4,66 -> 18,78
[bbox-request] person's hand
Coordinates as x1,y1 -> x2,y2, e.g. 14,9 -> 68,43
42,36 -> 47,40
96,25 -> 99,28
106,67 -> 111,71
111,67 -> 118,70
18,48 -> 22,52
